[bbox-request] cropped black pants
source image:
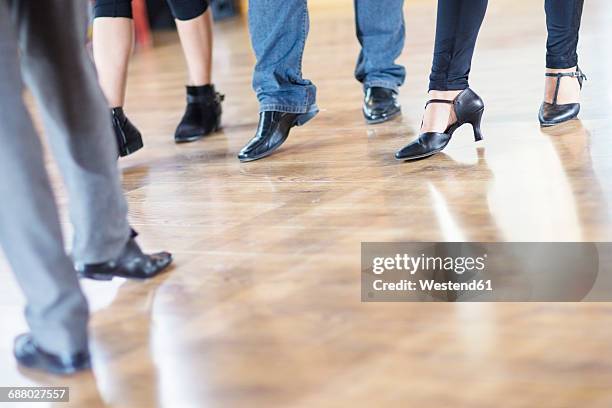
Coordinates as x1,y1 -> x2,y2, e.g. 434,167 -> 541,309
428,0 -> 488,91
545,0 -> 584,69
94,0 -> 209,21
428,0 -> 585,90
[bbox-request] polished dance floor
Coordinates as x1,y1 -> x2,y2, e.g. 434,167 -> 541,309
1,0 -> 612,406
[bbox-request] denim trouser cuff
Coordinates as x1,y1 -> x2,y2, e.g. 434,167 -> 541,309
260,103 -> 319,126
363,80 -> 400,93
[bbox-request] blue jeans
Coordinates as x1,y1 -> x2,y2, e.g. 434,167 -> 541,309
248,0 -> 405,125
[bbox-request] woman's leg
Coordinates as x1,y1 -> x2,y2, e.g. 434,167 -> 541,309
92,0 -> 143,156
92,1 -> 134,108
422,0 -> 488,133
543,0 -> 584,105
175,9 -> 213,86
168,0 -> 224,142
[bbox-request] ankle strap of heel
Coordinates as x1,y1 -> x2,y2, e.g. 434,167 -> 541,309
545,67 -> 587,105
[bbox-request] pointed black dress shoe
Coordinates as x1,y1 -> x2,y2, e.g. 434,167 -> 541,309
395,88 -> 485,161
111,107 -> 143,157
539,67 -> 586,127
363,87 -> 401,124
237,111 -> 299,162
76,230 -> 172,281
175,84 -> 224,143
14,333 -> 91,375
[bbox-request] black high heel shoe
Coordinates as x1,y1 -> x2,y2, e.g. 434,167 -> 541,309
395,88 -> 484,161
539,67 -> 586,127
111,107 -> 143,157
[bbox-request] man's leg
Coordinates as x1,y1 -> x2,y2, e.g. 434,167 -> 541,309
354,0 -> 406,91
248,0 -> 317,122
237,0 -> 318,162
0,5 -> 88,356
11,0 -> 131,265
354,0 -> 405,124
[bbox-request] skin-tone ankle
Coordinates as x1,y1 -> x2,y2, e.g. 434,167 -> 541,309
176,10 -> 213,87
544,66 -> 581,105
420,90 -> 461,133
93,17 -> 134,108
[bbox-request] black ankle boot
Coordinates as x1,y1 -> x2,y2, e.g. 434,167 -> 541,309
395,88 -> 485,161
174,84 -> 224,143
539,67 -> 586,127
111,107 -> 143,157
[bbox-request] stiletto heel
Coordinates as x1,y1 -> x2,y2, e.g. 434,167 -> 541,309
472,108 -> 484,141
395,88 -> 485,161
539,66 -> 586,127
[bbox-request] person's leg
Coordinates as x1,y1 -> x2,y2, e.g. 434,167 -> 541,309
169,1 -> 224,143
248,0 -> 317,122
93,0 -> 143,156
543,0 -> 584,105
0,4 -> 88,357
355,0 -> 405,124
423,0 -> 488,133
174,6 -> 213,86
396,0 -> 487,161
354,0 -> 406,91
237,0 -> 317,162
92,2 -> 133,108
12,0 -> 131,265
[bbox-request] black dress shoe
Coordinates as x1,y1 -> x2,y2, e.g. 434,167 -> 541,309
111,107 -> 144,157
175,84 -> 224,143
396,88 -> 485,161
237,111 -> 298,162
539,67 -> 586,127
363,87 -> 401,124
14,334 -> 90,375
76,230 -> 172,281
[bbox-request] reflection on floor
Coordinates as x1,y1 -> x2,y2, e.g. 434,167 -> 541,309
1,0 -> 612,406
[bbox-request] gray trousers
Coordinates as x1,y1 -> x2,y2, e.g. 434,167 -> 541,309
0,1 -> 131,355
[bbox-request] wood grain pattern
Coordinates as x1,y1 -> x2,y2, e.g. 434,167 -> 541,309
1,1 -> 612,407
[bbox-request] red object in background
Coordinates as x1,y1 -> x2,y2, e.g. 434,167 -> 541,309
133,0 -> 153,48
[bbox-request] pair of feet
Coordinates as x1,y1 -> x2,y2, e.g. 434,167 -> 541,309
14,230 -> 173,375
419,66 -> 584,135
238,66 -> 585,163
113,84 -> 224,157
236,86 -> 403,162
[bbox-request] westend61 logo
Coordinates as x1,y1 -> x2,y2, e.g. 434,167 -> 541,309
370,253 -> 492,293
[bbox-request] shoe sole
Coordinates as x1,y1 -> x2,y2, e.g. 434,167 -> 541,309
238,119 -> 298,163
238,132 -> 289,163
539,117 -> 579,127
365,110 -> 402,125
175,124 -> 221,144
119,140 -> 144,157
395,148 -> 443,162
78,256 -> 173,281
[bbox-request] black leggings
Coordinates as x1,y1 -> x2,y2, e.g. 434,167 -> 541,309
94,0 -> 208,21
545,0 -> 584,69
428,0 -> 488,91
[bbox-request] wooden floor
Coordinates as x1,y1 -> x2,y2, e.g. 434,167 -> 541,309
2,0 -> 612,406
